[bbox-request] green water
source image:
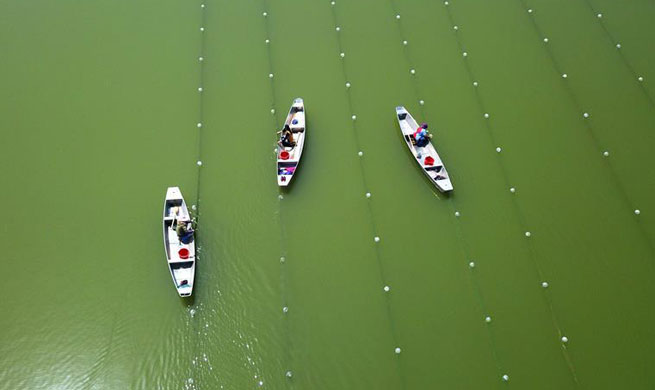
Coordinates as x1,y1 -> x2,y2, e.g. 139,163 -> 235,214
1,0 -> 654,388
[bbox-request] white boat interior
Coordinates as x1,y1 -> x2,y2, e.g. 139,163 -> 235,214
396,106 -> 453,192
163,187 -> 195,297
277,98 -> 306,186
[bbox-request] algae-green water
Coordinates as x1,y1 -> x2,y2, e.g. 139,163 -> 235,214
1,0 -> 655,388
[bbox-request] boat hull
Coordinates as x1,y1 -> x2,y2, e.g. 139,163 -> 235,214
396,106 -> 453,192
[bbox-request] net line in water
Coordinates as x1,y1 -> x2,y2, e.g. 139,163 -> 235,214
580,0 -> 655,108
386,0 -> 506,381
514,0 -> 655,259
328,3 -> 407,389
260,1 -> 295,385
184,2 -> 209,389
439,1 -> 580,382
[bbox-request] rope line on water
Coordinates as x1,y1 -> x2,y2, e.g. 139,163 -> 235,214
328,2 -> 407,388
513,0 -> 655,256
438,1 -> 579,383
386,0 -> 506,380
579,0 -> 655,108
260,1 -> 295,385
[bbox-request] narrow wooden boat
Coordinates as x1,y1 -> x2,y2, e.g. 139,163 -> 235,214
395,106 -> 453,192
162,187 -> 195,297
277,98 -> 306,186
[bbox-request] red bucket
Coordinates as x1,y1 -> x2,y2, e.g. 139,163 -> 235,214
280,151 -> 290,160
178,248 -> 189,259
424,156 -> 435,166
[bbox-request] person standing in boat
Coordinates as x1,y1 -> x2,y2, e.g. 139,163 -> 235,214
277,124 -> 296,148
414,123 -> 432,147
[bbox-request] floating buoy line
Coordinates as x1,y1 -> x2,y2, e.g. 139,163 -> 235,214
578,0 -> 653,107
260,1 -> 294,385
386,0 -> 505,380
328,2 -> 406,386
515,0 -> 655,256
439,1 -> 579,382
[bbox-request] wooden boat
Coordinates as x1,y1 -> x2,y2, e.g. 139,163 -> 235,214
395,106 -> 453,192
162,187 -> 196,297
277,98 -> 306,186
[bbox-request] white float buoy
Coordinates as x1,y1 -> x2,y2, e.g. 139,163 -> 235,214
502,374 -> 509,382
394,347 -> 401,354
269,73 -> 274,78
455,211 -> 460,217
403,40 -> 408,45
484,113 -> 490,119
463,51 -> 468,57
525,231 -> 531,237
473,81 -> 478,87
444,1 -> 449,5
583,112 -> 589,118
383,285 -> 390,292
561,336 -> 568,343
453,25 -> 458,31
485,316 -> 492,323
278,194 -> 283,200
638,76 -> 643,82
197,161 -> 202,166
616,43 -> 621,49
635,209 -> 641,215
396,14 -> 400,20
366,192 -> 371,198
265,39 -> 270,44
374,236 -> 380,242
197,122 -> 202,128
543,37 -> 549,43
198,87 -> 203,92
603,150 -> 609,157
286,370 -> 293,378
280,256 -> 285,263
562,73 -> 568,78
358,151 -> 363,157
597,13 -> 602,18
419,100 -> 424,105
331,1 -> 335,5
201,4 -> 205,8
352,114 -> 357,120
510,187 -> 516,193
340,52 -> 345,58
282,306 -> 288,313
346,82 -> 351,88
336,26 -> 341,32
270,108 -> 275,114
542,281 -> 549,288
263,12 -> 267,17
496,147 -> 501,153
410,69 -> 416,75
527,8 -> 533,13
200,27 -> 204,32
469,261 -> 475,268
199,56 -> 204,62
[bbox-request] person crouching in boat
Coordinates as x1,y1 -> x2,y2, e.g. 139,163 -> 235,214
413,123 -> 432,147
277,124 -> 296,148
176,220 -> 195,244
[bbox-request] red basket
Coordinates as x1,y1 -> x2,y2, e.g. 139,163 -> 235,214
280,151 -> 290,160
178,248 -> 190,259
424,156 -> 435,166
